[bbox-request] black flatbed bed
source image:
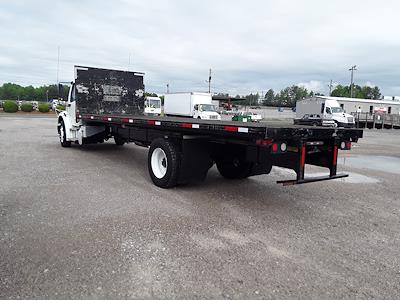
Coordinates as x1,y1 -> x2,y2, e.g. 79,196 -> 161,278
78,113 -> 363,142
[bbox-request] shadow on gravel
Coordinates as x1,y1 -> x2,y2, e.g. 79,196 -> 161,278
63,142 -> 307,214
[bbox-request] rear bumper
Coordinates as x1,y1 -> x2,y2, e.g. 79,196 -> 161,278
277,173 -> 348,186
270,138 -> 354,186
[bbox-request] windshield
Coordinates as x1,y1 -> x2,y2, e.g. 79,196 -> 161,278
146,99 -> 161,108
331,107 -> 344,113
199,104 -> 216,112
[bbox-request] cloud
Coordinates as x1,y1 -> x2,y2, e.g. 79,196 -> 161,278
0,0 -> 400,96
297,81 -> 325,93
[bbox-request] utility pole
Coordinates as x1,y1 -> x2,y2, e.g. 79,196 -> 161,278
328,79 -> 333,96
166,83 -> 169,94
349,65 -> 357,98
207,68 -> 212,93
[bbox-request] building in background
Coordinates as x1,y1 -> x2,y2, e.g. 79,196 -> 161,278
315,96 -> 400,115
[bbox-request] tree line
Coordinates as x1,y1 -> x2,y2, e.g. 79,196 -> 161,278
1,82 -> 382,107
235,84 -> 382,107
0,83 -> 70,102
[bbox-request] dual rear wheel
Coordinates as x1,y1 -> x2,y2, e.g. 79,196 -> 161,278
148,138 -> 253,188
215,157 -> 253,179
148,139 -> 180,188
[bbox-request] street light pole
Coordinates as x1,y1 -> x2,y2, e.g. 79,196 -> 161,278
349,65 -> 357,98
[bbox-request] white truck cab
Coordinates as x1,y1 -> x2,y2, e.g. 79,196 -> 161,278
193,103 -> 221,120
144,96 -> 162,115
322,99 -> 355,127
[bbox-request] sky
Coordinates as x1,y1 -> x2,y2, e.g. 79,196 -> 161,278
1,0 -> 400,96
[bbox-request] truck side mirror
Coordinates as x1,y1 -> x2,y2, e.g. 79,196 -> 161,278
194,104 -> 198,110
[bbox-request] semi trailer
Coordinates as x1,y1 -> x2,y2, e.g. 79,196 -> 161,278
57,66 -> 363,188
296,97 -> 355,128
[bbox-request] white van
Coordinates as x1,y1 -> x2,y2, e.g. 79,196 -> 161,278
296,97 -> 355,128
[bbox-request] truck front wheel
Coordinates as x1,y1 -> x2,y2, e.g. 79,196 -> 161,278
58,120 -> 71,148
148,138 -> 180,188
216,157 -> 253,179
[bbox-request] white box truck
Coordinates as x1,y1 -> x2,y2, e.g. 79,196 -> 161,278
295,97 -> 355,128
164,92 -> 221,120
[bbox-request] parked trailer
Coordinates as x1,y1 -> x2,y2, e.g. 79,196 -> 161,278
57,66 -> 363,188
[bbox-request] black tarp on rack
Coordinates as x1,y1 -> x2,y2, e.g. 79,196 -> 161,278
75,66 -> 145,115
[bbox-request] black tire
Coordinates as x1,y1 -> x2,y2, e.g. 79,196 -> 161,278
148,138 -> 180,188
58,119 -> 71,148
114,136 -> 125,146
216,157 -> 253,179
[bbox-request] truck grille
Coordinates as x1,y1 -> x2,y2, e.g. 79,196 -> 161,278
347,117 -> 354,123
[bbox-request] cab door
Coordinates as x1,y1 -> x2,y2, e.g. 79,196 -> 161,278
66,83 -> 77,125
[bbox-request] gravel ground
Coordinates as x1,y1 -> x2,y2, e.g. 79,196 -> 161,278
0,116 -> 399,299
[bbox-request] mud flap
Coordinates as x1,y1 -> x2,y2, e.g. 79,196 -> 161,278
178,138 -> 213,184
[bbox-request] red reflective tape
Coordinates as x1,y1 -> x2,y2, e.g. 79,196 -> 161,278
333,145 -> 338,166
181,123 -> 192,128
224,126 -> 238,132
147,120 -> 156,125
272,143 -> 279,153
102,117 -> 109,121
300,145 -> 306,168
122,118 -> 130,123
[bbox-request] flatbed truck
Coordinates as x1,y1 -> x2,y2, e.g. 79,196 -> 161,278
57,66 -> 363,188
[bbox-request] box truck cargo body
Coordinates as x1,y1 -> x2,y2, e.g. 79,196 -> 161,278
164,92 -> 221,120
